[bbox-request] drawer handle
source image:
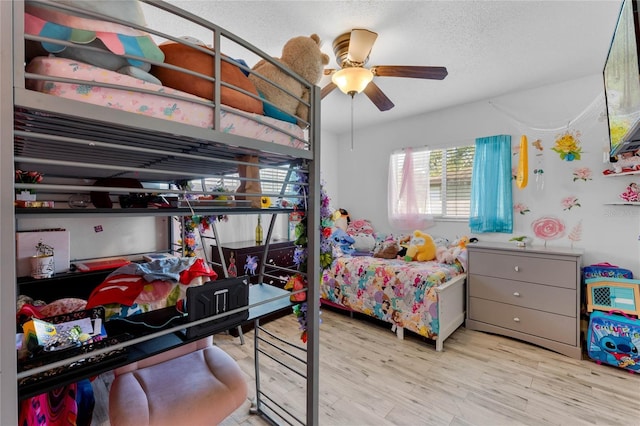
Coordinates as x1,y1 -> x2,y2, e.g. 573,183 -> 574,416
513,292 -> 520,297
514,266 -> 520,272
513,317 -> 520,322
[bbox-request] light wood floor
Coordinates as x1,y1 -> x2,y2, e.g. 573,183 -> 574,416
90,308 -> 640,426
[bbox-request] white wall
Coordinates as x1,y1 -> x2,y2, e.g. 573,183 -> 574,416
17,216 -> 168,261
335,74 -> 640,274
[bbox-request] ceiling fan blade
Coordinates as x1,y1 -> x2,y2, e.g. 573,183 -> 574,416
363,81 -> 394,111
347,29 -> 378,64
321,82 -> 337,99
372,65 -> 448,80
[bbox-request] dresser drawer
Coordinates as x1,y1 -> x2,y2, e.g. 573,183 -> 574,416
468,250 -> 577,289
468,275 -> 576,316
469,297 -> 576,345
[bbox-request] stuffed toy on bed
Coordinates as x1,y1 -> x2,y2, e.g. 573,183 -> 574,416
330,228 -> 355,257
373,235 -> 400,259
249,34 -> 329,127
346,219 -> 377,253
405,230 -> 436,262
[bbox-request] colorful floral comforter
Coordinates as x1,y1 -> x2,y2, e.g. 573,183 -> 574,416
321,256 -> 465,340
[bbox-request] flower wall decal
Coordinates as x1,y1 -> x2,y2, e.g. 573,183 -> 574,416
513,203 -> 530,215
531,216 -> 566,244
561,196 -> 581,210
552,130 -> 582,161
572,167 -> 592,182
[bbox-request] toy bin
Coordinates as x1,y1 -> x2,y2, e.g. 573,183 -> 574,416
582,262 -> 633,281
585,278 -> 640,317
587,310 -> 640,372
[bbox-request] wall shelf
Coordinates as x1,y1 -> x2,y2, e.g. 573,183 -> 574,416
604,202 -> 640,205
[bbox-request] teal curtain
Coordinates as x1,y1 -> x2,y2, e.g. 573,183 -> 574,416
469,134 -> 513,233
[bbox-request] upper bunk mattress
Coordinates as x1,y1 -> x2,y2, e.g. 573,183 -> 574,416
25,56 -> 306,149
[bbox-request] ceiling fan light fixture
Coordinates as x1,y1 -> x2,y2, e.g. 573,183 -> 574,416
331,67 -> 374,96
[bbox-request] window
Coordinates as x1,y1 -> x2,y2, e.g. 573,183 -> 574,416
389,145 -> 475,220
188,165 -> 293,195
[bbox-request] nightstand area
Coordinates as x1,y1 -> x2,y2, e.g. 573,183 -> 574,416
210,239 -> 297,286
466,242 -> 583,359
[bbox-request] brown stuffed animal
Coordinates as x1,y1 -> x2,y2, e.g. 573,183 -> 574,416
374,239 -> 400,259
249,34 -> 329,127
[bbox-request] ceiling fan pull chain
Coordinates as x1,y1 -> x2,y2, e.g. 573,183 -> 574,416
351,95 -> 355,151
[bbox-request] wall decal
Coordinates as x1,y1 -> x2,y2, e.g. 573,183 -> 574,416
552,129 -> 582,161
531,216 -> 566,246
572,167 -> 592,182
561,196 -> 581,210
513,203 -> 530,215
568,220 -> 582,248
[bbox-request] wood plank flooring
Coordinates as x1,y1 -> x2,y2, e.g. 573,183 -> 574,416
90,308 -> 640,425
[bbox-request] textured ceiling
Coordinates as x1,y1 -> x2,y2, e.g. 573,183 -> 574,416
144,0 -> 623,135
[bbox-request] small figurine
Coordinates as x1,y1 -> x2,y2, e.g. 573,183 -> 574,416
619,182 -> 639,202
227,251 -> 237,277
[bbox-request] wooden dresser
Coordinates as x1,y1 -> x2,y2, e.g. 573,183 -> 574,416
466,242 -> 583,358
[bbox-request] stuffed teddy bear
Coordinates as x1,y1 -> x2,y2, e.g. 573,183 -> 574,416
249,34 -> 329,127
405,230 -> 436,262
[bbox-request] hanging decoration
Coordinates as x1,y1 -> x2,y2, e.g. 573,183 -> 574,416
531,139 -> 545,192
177,215 -> 227,257
515,135 -> 528,189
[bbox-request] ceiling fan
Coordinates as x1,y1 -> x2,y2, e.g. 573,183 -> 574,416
321,29 -> 448,111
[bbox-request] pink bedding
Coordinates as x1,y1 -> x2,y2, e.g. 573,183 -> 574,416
25,56 -> 307,149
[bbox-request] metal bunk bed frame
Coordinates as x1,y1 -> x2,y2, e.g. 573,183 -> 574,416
1,1 -> 320,424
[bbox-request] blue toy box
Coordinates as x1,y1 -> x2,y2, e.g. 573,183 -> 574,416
582,262 -> 633,281
587,310 -> 640,372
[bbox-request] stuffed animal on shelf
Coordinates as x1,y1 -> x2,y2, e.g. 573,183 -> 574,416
405,230 -> 436,262
249,34 -> 329,127
610,150 -> 640,174
620,182 -> 640,202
